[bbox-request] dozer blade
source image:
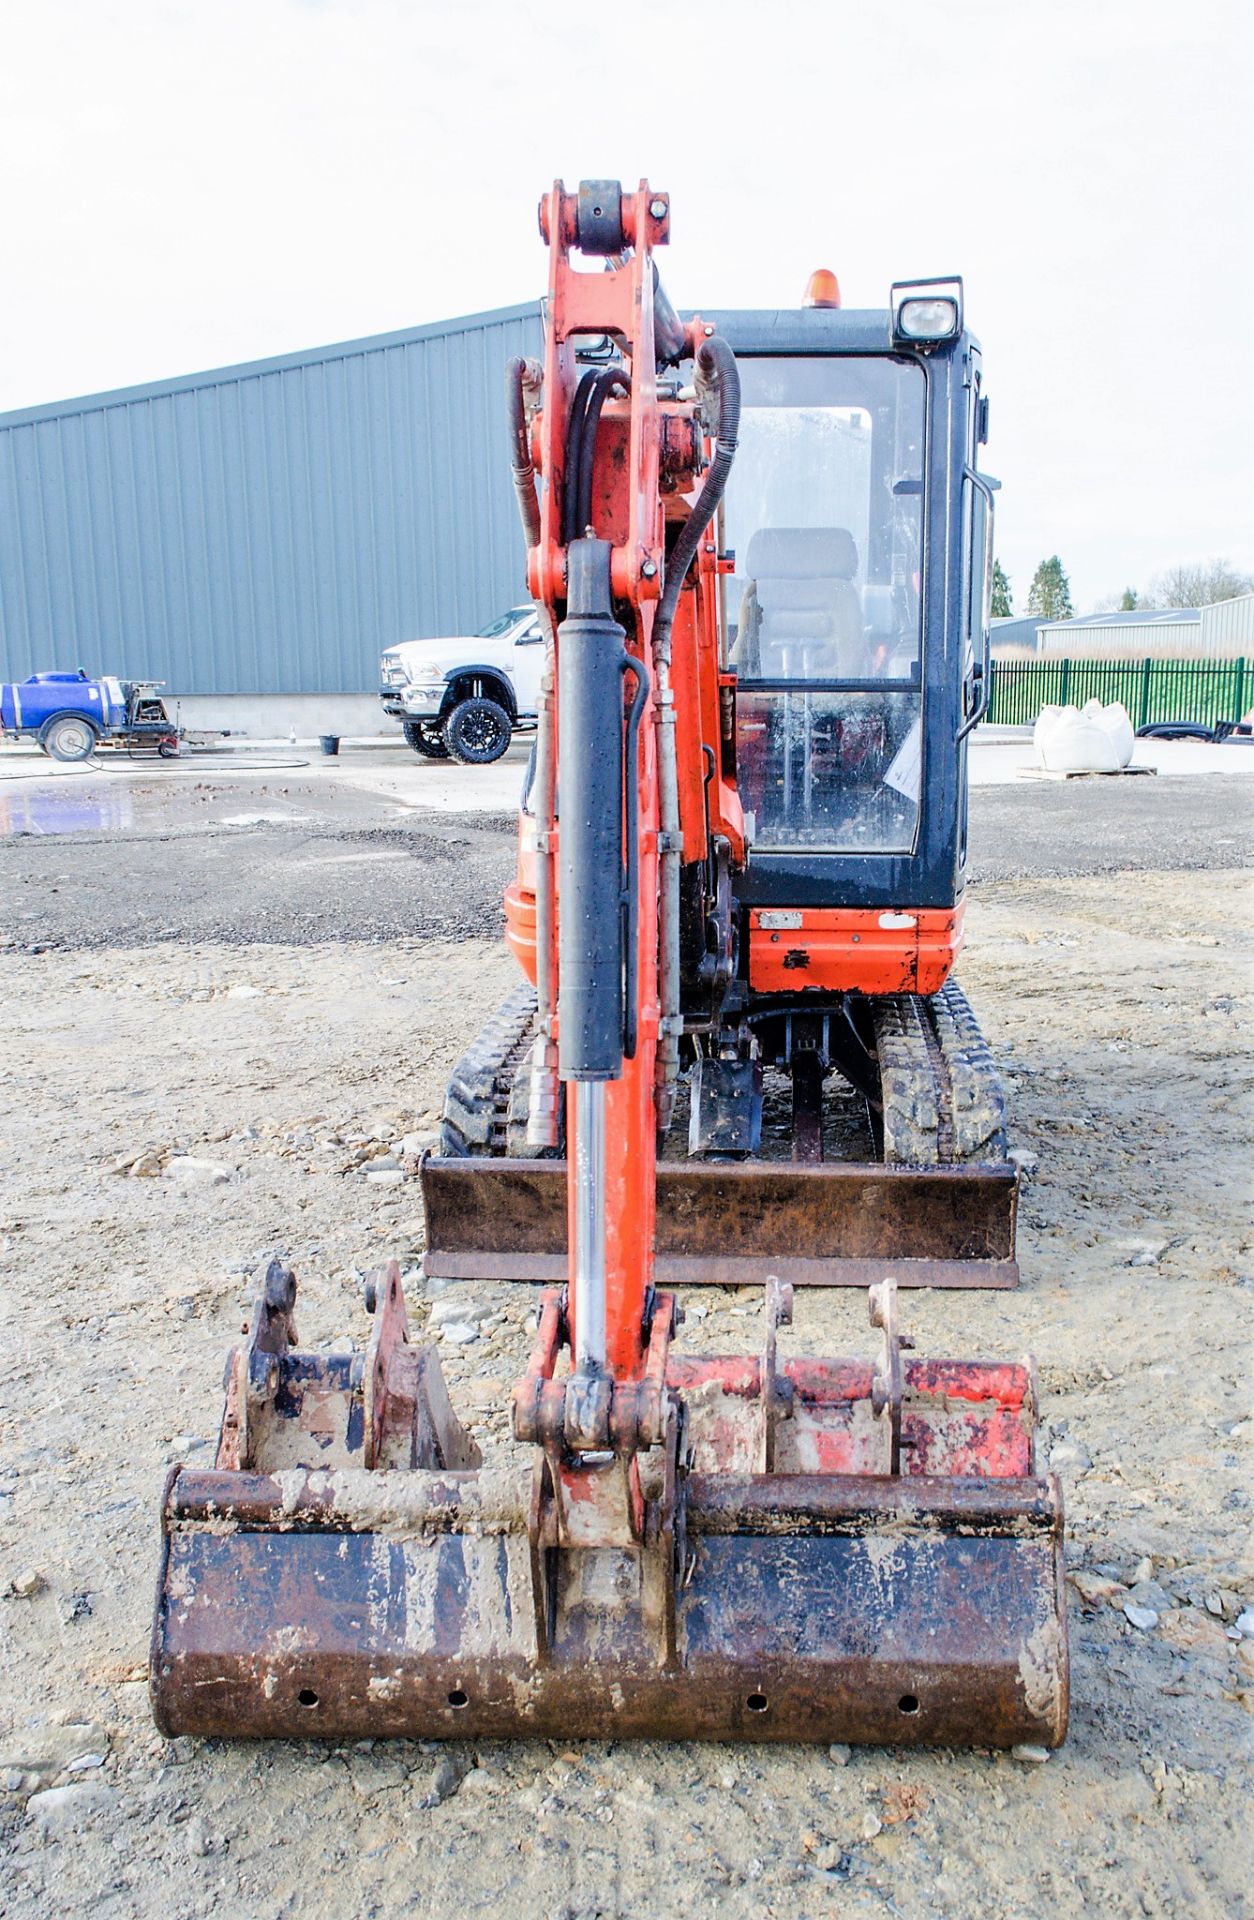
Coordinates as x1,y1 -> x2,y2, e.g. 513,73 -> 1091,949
419,1154 -> 1020,1289
150,1266 -> 1067,1747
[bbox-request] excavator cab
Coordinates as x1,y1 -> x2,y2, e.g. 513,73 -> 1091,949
151,186 -> 1066,1752
719,305 -> 988,896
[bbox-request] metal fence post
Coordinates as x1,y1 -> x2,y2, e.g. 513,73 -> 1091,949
1138,657 -> 1152,729
1235,657 -> 1246,722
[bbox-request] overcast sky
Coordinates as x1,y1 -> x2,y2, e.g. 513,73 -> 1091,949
2,0 -> 1250,613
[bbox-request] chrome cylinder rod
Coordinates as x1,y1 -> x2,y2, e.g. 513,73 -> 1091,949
572,1080 -> 607,1371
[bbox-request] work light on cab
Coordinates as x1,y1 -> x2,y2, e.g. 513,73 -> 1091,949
899,297 -> 959,339
891,277 -> 963,344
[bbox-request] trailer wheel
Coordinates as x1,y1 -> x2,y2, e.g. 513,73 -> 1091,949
402,720 -> 451,760
41,715 -> 99,762
445,696 -> 512,765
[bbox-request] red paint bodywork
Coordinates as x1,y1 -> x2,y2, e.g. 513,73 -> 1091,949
748,901 -> 965,995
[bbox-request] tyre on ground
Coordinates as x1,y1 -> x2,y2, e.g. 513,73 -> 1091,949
41,714 -> 99,762
444,696 -> 512,765
402,720 -> 451,759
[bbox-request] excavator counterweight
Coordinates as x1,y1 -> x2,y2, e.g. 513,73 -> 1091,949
151,179 -> 1068,1750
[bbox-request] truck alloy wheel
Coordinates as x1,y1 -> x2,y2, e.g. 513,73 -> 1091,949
402,720 -> 451,760
445,697 -> 512,765
42,715 -> 99,762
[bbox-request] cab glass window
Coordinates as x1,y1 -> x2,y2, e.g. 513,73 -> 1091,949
723,355 -> 927,853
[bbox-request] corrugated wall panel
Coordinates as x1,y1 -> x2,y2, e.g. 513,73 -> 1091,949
1035,618 -> 1198,656
0,304 -> 543,693
1200,593 -> 1254,654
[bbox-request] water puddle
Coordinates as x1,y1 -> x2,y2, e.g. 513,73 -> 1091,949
0,778 -> 316,838
0,786 -> 136,837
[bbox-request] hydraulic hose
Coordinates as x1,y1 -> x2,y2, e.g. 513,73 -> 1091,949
651,333 -> 740,1121
562,370 -> 599,549
564,367 -> 628,546
576,368 -> 630,539
652,335 -> 740,669
652,264 -> 687,368
505,358 -> 542,549
528,655 -> 559,1151
505,355 -> 558,1146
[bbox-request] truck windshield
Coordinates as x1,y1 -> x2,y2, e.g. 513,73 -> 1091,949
477,609 -> 530,639
723,354 -> 926,854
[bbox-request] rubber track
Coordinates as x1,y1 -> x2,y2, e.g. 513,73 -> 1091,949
872,978 -> 1008,1167
442,978 -> 1008,1170
871,997 -> 940,1166
932,977 -> 1009,1162
440,983 -> 539,1158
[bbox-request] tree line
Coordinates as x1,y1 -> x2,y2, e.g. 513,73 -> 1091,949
992,556 -> 1253,623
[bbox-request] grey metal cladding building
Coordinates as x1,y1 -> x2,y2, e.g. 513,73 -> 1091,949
0,302 -> 544,694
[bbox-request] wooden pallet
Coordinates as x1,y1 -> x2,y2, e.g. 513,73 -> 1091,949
1019,764 -> 1157,781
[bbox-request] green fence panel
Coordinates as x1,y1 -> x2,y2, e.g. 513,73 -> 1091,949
985,657 -> 1246,729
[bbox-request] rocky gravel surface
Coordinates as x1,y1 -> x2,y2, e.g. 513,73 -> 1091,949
0,784 -> 1250,1917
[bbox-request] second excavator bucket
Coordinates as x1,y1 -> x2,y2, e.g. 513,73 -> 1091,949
151,1263 -> 1067,1747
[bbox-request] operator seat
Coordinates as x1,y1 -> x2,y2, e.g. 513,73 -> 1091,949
734,527 -> 864,679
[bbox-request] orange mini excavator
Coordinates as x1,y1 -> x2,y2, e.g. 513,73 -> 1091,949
151,181 -> 1068,1749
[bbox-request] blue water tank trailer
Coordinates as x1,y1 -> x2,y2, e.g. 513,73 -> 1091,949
0,672 -> 177,760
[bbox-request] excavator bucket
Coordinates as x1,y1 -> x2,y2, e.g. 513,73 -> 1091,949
151,1262 -> 1067,1747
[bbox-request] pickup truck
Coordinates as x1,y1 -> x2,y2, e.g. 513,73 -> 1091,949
379,606 -> 544,762
0,671 -> 178,760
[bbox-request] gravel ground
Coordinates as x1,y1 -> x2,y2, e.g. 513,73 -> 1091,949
1,772 -> 1252,951
0,777 -> 1250,1919
967,776 -> 1254,883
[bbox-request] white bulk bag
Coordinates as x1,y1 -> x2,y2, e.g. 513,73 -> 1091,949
1033,699 -> 1132,773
